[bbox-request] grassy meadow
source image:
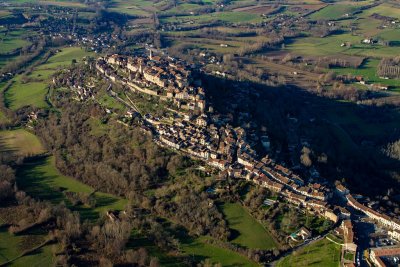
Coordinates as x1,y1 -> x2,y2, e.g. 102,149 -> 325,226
128,230 -> 260,267
361,3 -> 400,20
0,128 -> 46,156
331,59 -> 400,90
4,76 -> 49,110
3,47 -> 92,111
16,156 -> 127,221
108,0 -> 154,16
0,128 -> 126,221
286,32 -> 399,58
0,129 -> 265,267
0,226 -> 55,267
161,11 -> 264,24
0,29 -> 31,54
181,236 -> 260,267
222,202 -> 276,250
4,0 -> 86,7
276,238 -> 341,267
309,4 -> 359,20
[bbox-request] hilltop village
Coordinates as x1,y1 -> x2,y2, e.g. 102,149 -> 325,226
96,53 -> 206,112
92,53 -> 400,266
1,0 -> 400,265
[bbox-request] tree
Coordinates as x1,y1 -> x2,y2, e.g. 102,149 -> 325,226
149,257 -> 160,267
300,146 -> 312,167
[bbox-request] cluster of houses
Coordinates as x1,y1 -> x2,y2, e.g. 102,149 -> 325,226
70,84 -> 95,102
152,103 -> 339,224
94,54 -> 369,230
47,31 -> 112,53
93,53 -> 400,264
95,54 -> 206,112
347,194 -> 400,235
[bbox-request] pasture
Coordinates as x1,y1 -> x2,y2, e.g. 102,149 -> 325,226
0,226 -> 55,267
0,29 -> 30,54
308,4 -> 359,20
0,129 -> 46,156
98,93 -> 126,111
331,59 -> 400,90
286,32 -> 400,58
37,0 -> 86,8
129,228 -> 260,267
361,3 -> 400,20
376,29 -> 400,43
4,0 -> 85,7
166,3 -> 207,14
181,236 -> 260,267
16,156 -> 127,221
4,77 -> 49,110
127,231 -> 187,267
276,238 -> 341,267
4,47 -> 91,111
0,54 -> 18,69
108,0 -> 154,16
35,47 -> 92,73
221,202 -> 277,250
161,11 -> 264,24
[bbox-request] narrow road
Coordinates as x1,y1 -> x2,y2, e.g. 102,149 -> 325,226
124,91 -> 142,115
106,84 -> 140,113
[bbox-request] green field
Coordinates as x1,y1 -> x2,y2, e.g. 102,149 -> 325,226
331,59 -> 400,90
129,230 -> 260,267
161,11 -> 263,24
3,47 -> 91,111
0,128 -> 46,156
98,94 -> 126,110
108,0 -> 154,16
309,3 -> 364,20
0,54 -> 19,69
4,76 -> 49,110
344,251 -> 355,261
16,156 -> 127,221
3,0 -> 86,7
286,32 -> 399,58
377,29 -> 400,42
276,238 -> 341,267
36,47 -> 91,73
0,226 -> 55,267
181,236 -> 260,267
361,3 -> 400,20
221,202 -> 276,250
0,30 -> 31,54
166,3 -> 206,13
0,227 -> 23,263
